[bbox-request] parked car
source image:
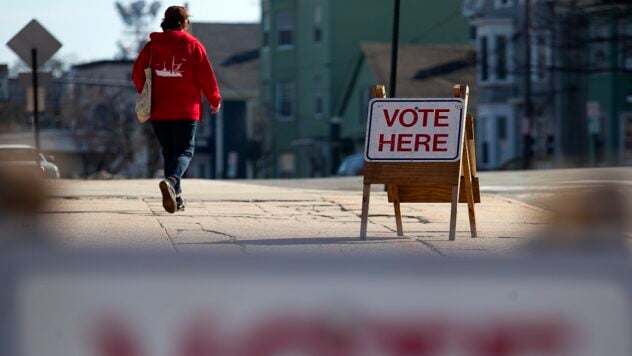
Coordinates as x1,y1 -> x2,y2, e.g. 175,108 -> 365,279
336,153 -> 365,176
0,144 -> 60,179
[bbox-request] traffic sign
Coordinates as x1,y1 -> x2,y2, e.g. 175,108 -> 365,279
7,19 -> 62,68
6,19 -> 62,153
365,98 -> 466,162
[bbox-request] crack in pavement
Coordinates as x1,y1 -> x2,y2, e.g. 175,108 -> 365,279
320,198 -> 351,213
195,223 -> 249,255
415,239 -> 445,257
141,198 -> 178,253
376,221 -> 444,257
254,202 -> 272,215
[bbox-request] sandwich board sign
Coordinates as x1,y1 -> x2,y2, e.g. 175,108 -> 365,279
360,84 -> 480,241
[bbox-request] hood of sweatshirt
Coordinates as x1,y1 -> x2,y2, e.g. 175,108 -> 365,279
149,30 -> 196,46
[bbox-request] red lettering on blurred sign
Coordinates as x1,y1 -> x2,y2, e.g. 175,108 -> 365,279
93,314 -> 571,356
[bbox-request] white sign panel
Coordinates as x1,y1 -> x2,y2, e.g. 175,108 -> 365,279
16,272 -> 632,356
364,99 -> 466,162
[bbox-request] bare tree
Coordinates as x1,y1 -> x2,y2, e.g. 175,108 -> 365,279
115,1 -> 162,59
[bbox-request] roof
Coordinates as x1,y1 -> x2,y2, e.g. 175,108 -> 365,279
190,22 -> 260,97
73,60 -> 134,70
339,42 -> 477,114
363,42 -> 476,99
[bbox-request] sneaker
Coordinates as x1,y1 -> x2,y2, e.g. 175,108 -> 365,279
159,179 -> 177,213
176,196 -> 185,212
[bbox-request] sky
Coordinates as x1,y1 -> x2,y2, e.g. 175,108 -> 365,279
0,0 -> 260,70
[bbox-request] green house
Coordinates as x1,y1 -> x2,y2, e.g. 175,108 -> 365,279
260,0 -> 470,177
583,7 -> 632,165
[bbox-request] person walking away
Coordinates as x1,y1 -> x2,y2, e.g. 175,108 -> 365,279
132,6 -> 221,213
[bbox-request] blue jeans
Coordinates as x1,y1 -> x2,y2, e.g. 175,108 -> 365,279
151,120 -> 197,195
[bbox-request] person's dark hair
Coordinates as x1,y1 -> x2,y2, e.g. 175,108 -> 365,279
160,6 -> 190,31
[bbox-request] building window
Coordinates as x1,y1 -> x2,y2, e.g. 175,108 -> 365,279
263,13 -> 270,47
480,36 -> 489,81
314,76 -> 323,118
279,152 -> 295,178
495,35 -> 507,80
590,23 -> 609,70
277,81 -> 295,120
478,117 -> 489,165
277,10 -> 294,48
478,23 -> 513,84
496,116 -> 507,140
313,5 -> 323,43
620,20 -> 632,70
262,80 -> 273,117
623,114 -> 632,163
531,31 -> 551,81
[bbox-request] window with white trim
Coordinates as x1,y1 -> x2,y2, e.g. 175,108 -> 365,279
262,13 -> 270,48
478,117 -> 489,165
476,22 -> 514,84
279,152 -> 295,177
620,20 -> 632,70
479,36 -> 489,82
497,116 -> 507,141
495,35 -> 507,80
589,23 -> 609,70
277,81 -> 295,121
277,10 -> 294,48
262,80 -> 272,117
313,5 -> 323,43
313,76 -> 323,118
531,31 -> 551,81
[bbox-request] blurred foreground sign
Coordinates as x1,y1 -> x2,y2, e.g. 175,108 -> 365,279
7,19 -> 62,68
4,253 -> 630,356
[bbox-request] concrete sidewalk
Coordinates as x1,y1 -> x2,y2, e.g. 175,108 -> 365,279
38,179 -> 550,257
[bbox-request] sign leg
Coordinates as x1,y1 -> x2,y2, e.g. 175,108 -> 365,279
390,185 -> 404,236
462,145 -> 478,238
449,185 -> 458,241
360,183 -> 371,240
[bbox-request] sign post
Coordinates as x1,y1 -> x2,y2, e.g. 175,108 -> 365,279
360,84 -> 479,241
7,19 -> 62,153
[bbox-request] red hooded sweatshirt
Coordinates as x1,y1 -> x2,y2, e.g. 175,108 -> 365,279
132,30 -> 221,121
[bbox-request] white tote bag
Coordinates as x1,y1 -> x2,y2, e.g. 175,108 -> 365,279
135,48 -> 152,123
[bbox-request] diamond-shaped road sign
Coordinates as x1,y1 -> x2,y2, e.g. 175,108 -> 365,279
7,19 -> 62,68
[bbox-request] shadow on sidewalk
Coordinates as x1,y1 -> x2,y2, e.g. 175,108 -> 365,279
178,236 -> 409,246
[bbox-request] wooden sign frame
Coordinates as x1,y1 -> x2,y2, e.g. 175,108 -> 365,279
360,84 -> 480,241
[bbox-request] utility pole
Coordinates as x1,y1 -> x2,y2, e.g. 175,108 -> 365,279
522,0 -> 533,169
389,0 -> 401,98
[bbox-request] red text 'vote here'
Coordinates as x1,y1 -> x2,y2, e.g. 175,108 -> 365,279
378,108 -> 451,153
